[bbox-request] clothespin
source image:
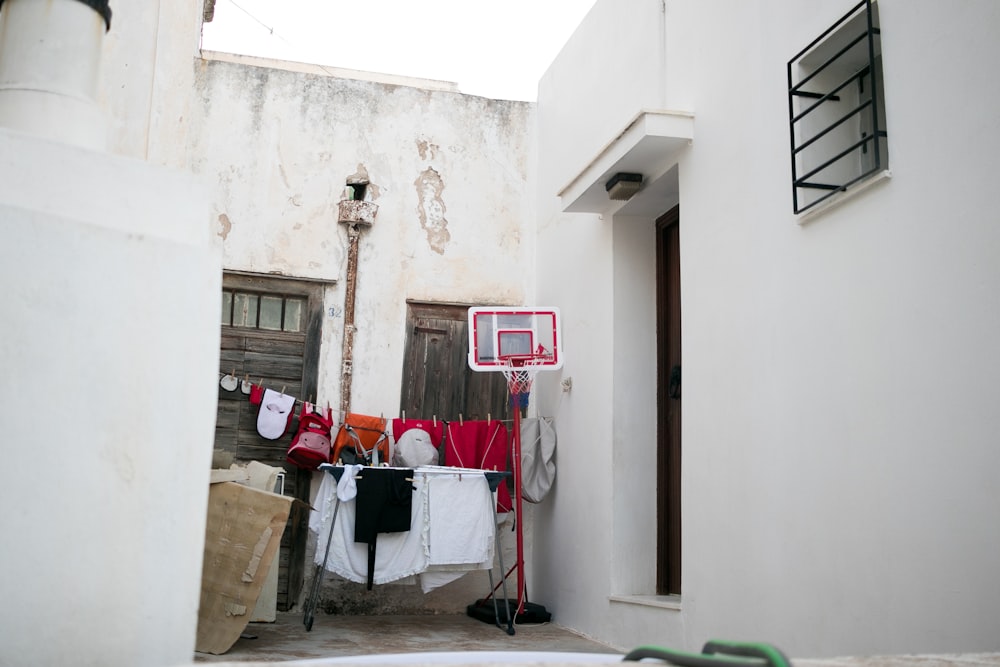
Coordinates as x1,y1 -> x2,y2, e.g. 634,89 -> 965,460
402,410 -> 406,423
280,385 -> 286,395
459,414 -> 464,425
432,415 -> 437,427
487,413 -> 491,425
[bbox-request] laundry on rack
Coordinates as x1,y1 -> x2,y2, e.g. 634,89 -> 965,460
313,471 -> 429,588
427,472 -> 493,564
520,417 -> 557,503
337,464 -> 364,502
310,466 -> 498,593
355,468 -> 417,590
444,420 -> 511,513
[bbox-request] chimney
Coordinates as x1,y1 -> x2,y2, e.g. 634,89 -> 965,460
0,0 -> 112,150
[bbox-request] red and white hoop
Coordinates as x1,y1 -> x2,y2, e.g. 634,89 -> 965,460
500,354 -> 550,396
467,306 -> 563,622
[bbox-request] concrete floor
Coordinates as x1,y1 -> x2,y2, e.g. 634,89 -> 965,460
192,611 -> 1000,667
193,611 -> 620,664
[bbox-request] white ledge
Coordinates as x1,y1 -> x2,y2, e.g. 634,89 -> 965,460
797,169 -> 893,225
609,594 -> 682,611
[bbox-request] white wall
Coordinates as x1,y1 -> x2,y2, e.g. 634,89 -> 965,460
0,3 -> 220,664
0,129 -> 219,665
100,0 -> 205,162
536,0 -> 1000,658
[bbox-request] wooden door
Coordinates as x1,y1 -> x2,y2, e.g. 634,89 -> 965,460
400,302 -> 509,422
656,207 -> 682,595
215,272 -> 325,611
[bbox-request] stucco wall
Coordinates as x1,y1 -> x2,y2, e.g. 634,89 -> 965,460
0,128 -> 219,666
184,56 -> 536,611
536,0 -> 1000,659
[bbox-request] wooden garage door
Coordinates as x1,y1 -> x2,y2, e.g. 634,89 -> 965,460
215,272 -> 326,611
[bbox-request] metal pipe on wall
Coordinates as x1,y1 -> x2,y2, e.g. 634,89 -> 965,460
336,188 -> 378,422
338,223 -> 362,421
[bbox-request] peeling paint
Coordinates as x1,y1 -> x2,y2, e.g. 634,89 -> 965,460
414,167 -> 450,255
416,138 -> 439,161
217,213 -> 232,240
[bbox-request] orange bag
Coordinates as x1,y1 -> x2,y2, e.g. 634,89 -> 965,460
331,413 -> 389,465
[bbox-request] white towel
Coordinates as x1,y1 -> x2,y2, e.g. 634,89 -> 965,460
309,471 -> 337,535
427,475 -> 494,566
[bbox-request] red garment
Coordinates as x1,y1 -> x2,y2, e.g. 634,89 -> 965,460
391,418 -> 444,446
444,420 -> 511,513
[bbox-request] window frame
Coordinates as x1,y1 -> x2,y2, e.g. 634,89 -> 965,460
787,0 -> 887,214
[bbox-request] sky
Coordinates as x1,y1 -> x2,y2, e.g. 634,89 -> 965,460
200,0 -> 597,101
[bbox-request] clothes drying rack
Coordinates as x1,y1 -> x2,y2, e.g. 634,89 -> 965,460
303,464 -> 514,633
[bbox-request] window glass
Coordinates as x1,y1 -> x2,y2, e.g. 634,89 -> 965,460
232,293 -> 258,328
284,298 -> 303,332
259,295 -> 284,331
221,291 -> 232,325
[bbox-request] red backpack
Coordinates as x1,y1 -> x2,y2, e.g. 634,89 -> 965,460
286,403 -> 334,470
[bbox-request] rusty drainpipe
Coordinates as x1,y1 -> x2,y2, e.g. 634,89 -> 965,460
337,180 -> 378,421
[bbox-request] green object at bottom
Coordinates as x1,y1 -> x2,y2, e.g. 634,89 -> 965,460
622,640 -> 792,667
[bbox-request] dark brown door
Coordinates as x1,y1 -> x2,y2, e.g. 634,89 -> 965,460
215,272 -> 325,611
656,206 -> 682,595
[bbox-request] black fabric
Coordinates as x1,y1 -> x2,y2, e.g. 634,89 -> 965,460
353,468 -> 415,589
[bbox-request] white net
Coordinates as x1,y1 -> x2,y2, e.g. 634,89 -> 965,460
500,356 -> 549,395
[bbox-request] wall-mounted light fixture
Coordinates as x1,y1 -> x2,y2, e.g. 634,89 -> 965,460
605,172 -> 644,201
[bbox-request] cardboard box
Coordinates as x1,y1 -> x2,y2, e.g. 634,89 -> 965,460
195,481 -> 294,655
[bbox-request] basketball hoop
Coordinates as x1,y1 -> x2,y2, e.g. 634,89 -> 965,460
500,354 -> 549,396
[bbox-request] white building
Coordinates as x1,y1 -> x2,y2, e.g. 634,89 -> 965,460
534,0 -> 1000,658
1,0 -> 998,664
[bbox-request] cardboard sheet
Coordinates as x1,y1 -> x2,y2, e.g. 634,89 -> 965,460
195,481 -> 293,655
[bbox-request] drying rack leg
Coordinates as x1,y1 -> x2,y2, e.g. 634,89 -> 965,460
303,495 -> 340,632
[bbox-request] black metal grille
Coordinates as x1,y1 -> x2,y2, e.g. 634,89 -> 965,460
787,0 -> 887,214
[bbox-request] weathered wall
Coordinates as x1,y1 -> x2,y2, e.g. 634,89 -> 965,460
184,56 -> 536,611
535,0 -> 1000,659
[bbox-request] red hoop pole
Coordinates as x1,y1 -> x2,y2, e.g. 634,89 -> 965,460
510,386 -> 526,618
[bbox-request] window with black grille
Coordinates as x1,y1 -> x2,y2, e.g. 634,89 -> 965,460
787,0 -> 887,214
